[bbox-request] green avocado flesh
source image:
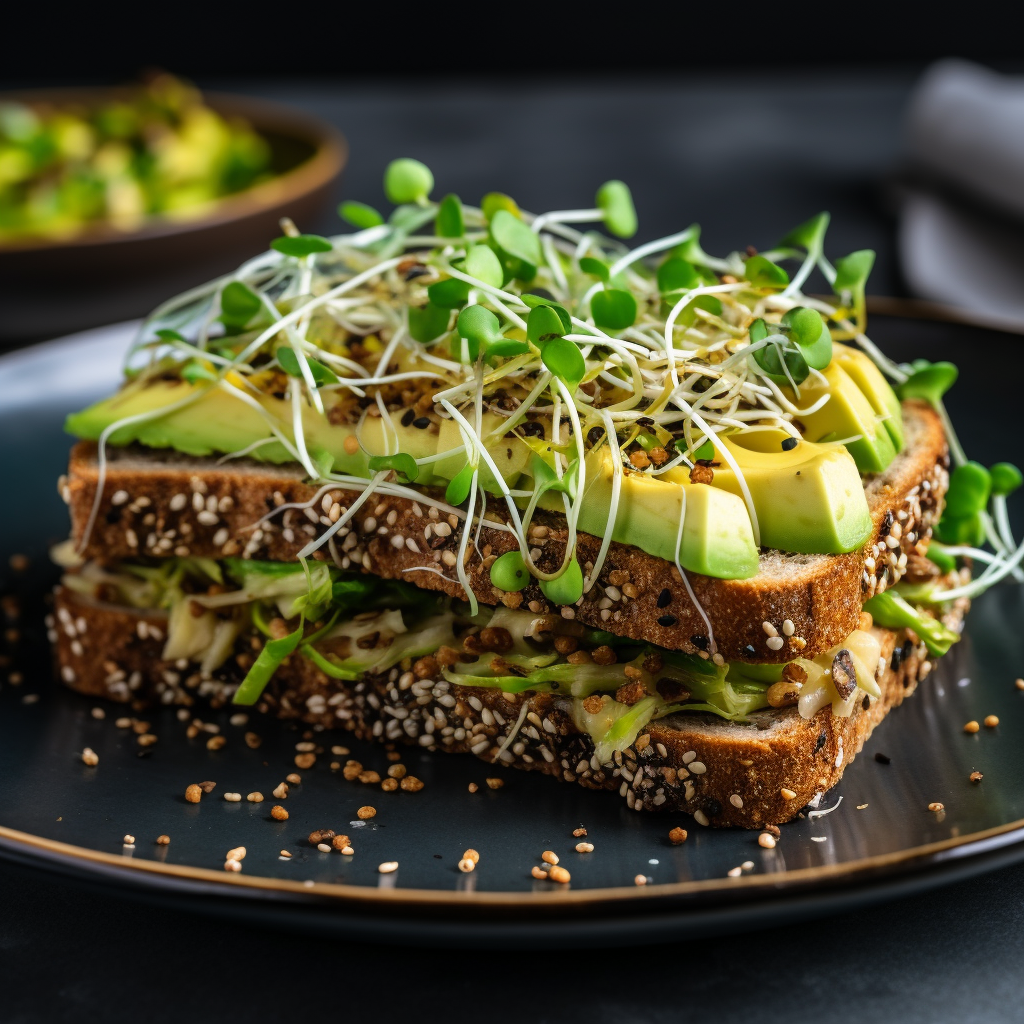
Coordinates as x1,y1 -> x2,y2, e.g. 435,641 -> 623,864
669,429 -> 873,555
787,356 -> 900,475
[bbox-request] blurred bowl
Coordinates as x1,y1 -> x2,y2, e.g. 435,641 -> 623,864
0,88 -> 347,347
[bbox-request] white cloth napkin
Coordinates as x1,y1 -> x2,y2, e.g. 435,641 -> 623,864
900,60 -> 1024,325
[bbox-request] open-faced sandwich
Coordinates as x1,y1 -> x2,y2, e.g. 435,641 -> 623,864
51,160 -> 1022,828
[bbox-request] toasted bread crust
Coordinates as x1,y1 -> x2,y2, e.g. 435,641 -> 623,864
63,401 -> 948,663
52,582 -> 966,828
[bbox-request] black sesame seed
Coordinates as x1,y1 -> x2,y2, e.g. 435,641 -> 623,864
781,437 -> 798,451
890,646 -> 903,671
105,507 -> 122,524
690,634 -> 709,651
587,426 -> 605,447
880,510 -> 894,537
656,588 -> 672,608
522,421 -> 545,438
862,694 -> 871,710
401,409 -> 415,427
813,731 -> 827,753
705,798 -> 722,818
657,614 -> 677,627
413,417 -> 431,429
901,639 -> 914,660
874,752 -> 891,765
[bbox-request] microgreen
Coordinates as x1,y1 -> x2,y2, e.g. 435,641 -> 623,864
455,304 -> 503,362
539,556 -> 584,605
991,463 -> 1023,497
445,463 -> 475,505
427,278 -> 471,309
339,200 -> 384,229
896,359 -> 958,406
218,281 -> 262,328
489,549 -> 531,592
277,348 -> 339,386
481,192 -> 520,221
490,209 -> 541,279
521,294 -> 572,332
527,304 -> 566,345
182,360 -> 218,384
155,328 -> 187,344
542,338 -> 585,390
596,180 -> 637,239
579,256 -> 610,282
743,255 -> 789,288
780,306 -> 832,369
408,302 -> 452,344
833,249 -> 875,328
384,158 -> 434,205
271,234 -> 333,258
435,193 -> 464,238
657,257 -> 700,294
464,244 -> 503,288
591,288 -> 636,331
367,453 -> 419,482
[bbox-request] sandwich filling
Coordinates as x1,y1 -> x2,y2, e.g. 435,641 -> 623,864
56,545 -> 962,761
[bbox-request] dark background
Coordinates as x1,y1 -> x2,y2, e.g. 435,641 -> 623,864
5,7 -> 1024,1021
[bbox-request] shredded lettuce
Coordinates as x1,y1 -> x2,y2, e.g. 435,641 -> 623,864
863,589 -> 960,657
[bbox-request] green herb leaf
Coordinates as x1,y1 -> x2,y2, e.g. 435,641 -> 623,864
464,244 -> 503,288
539,557 -> 584,605
218,281 -> 262,328
367,453 -> 419,482
384,158 -> 434,204
521,294 -> 572,332
277,348 -> 339,386
435,193 -> 464,238
338,200 -> 384,229
674,294 -> 722,327
445,463 -> 475,505
753,341 -> 809,386
489,550 -> 531,592
270,234 -> 333,258
542,337 -> 585,390
579,256 -> 610,282
896,360 -> 958,406
490,209 -> 541,276
232,619 -> 305,705
455,304 -> 502,362
991,462 -> 1023,497
944,461 -> 991,518
155,328 -> 187,343
781,306 -> 832,369
833,249 -> 876,297
743,255 -> 790,288
484,339 -> 531,362
748,318 -> 768,344
657,257 -> 700,294
596,180 -> 637,238
481,192 -> 520,221
591,288 -> 637,331
427,278 -> 471,309
408,302 -> 452,344
694,438 -> 715,460
181,360 -> 218,384
780,211 -> 830,252
527,304 -> 566,345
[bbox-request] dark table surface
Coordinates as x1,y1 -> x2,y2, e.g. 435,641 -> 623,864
3,72 -> 1021,1023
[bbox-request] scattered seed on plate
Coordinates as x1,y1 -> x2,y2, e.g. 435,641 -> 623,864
741,861 -> 755,870
224,860 -> 241,872
541,850 -> 559,865
81,748 -> 98,766
294,753 -> 316,769
280,850 -> 292,858
185,784 -> 202,803
400,776 -> 424,792
634,874 -> 648,886
463,849 -> 480,864
970,771 -> 984,783
1016,678 -> 1024,691
331,835 -> 350,852
928,802 -> 945,812
115,717 -> 132,729
223,792 -> 242,802
727,866 -> 743,877
357,806 -> 376,820
286,773 -> 301,785
575,842 -> 594,853
271,805 -> 289,820
317,843 -> 331,853
485,777 -> 503,790
340,845 -> 354,856
531,866 -> 548,880
984,715 -> 1000,728
668,827 -> 688,845
123,835 -> 135,846
272,783 -> 289,799
548,865 -> 570,883
247,792 -> 264,803
458,858 -> 475,873
964,720 -> 980,734
758,833 -> 777,849
90,707 -> 105,720
206,735 -> 226,751
229,713 -> 248,727
156,835 -> 170,845
378,861 -> 398,874
226,847 -> 246,861
467,783 -> 478,793
199,781 -> 217,793
572,827 -> 588,838
387,764 -> 407,779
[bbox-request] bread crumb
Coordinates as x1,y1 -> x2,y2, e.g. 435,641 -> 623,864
184,784 -> 202,803
357,805 -> 376,820
668,827 -> 688,845
271,805 -> 289,820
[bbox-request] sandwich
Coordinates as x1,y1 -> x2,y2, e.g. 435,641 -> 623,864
50,159 -> 1018,828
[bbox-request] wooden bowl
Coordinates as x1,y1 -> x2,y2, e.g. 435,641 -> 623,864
0,88 -> 347,345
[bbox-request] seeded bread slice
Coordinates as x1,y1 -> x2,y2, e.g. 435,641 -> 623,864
51,584 -> 967,829
62,401 -> 948,664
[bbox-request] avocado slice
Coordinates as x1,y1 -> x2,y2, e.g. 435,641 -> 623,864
664,430 -> 872,555
788,361 -> 897,475
65,378 -> 531,495
831,344 -> 904,453
572,448 -> 759,579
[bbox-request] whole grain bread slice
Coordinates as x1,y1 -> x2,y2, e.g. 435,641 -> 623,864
62,400 -> 948,663
52,583 -> 966,829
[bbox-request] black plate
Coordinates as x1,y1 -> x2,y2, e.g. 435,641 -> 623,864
2,313 -> 1024,946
